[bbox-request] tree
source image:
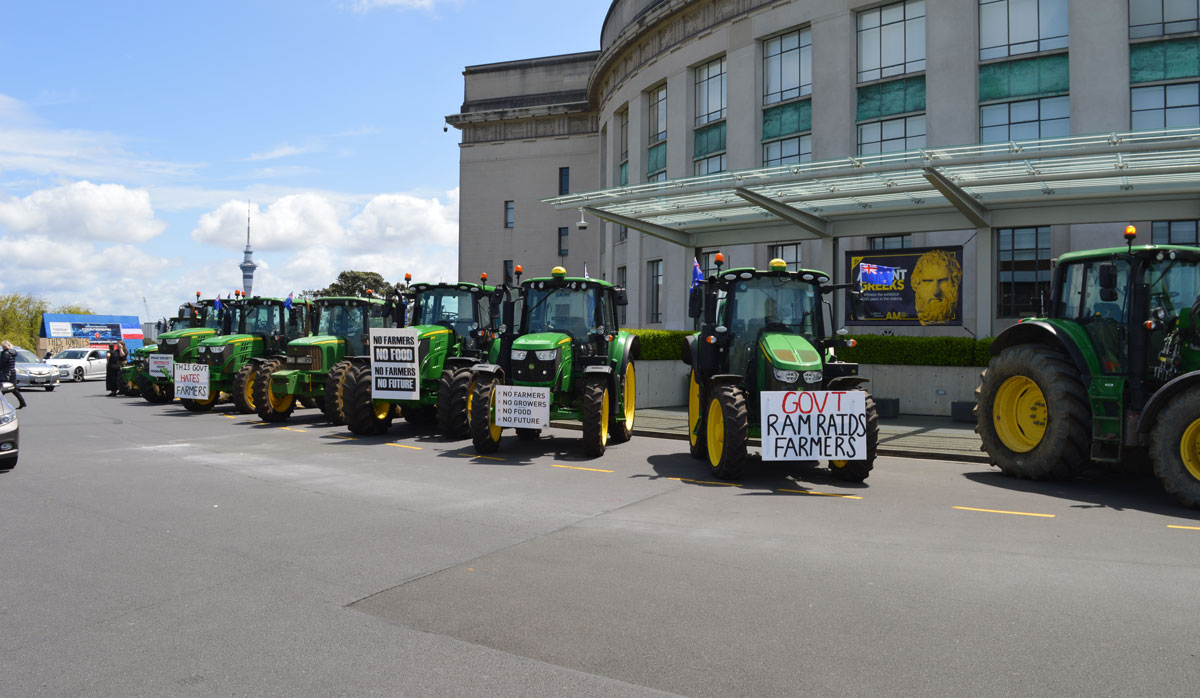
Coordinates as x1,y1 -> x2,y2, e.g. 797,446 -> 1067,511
307,271 -> 396,299
0,294 -> 93,351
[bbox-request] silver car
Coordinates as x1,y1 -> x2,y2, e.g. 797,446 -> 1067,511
13,348 -> 59,391
0,383 -> 17,471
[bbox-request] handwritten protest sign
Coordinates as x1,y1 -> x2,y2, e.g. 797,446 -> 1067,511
494,385 -> 550,428
369,328 -> 421,401
760,390 -> 867,461
149,354 -> 173,379
174,362 -> 209,400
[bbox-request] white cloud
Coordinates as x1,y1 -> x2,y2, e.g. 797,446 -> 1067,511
349,188 -> 458,247
246,144 -> 307,161
191,193 -> 346,251
0,181 -> 166,242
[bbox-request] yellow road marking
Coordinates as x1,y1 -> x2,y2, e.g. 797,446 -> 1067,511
248,421 -> 266,425
778,488 -> 862,499
330,435 -> 357,441
388,443 -> 422,450
668,477 -> 741,487
222,415 -> 237,419
954,506 -> 1055,518
1167,524 -> 1200,531
280,427 -> 305,432
456,451 -> 505,461
552,464 -> 614,473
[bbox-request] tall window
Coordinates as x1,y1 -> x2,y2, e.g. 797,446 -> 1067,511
979,0 -> 1068,60
700,250 -> 725,277
870,234 -> 912,250
647,259 -> 663,323
857,0 -> 926,83
764,29 -> 812,104
558,167 -> 570,195
648,85 -> 668,182
694,57 -> 727,176
504,260 -> 514,285
618,108 -> 629,186
769,243 -> 802,271
980,95 -> 1069,142
763,135 -> 813,166
558,227 -> 569,257
997,226 -> 1053,317
1132,83 -> 1200,129
1151,219 -> 1200,244
616,265 -> 628,325
503,200 -> 514,228
858,114 -> 926,154
1130,0 -> 1200,38
618,225 -> 628,242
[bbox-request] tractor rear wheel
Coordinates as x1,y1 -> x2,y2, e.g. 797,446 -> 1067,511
180,393 -> 217,412
707,384 -> 748,480
828,393 -> 879,482
342,364 -> 394,436
582,375 -> 611,457
469,376 -> 503,454
322,360 -> 352,425
230,362 -> 260,414
436,366 -> 473,439
1150,386 -> 1200,508
137,374 -> 171,404
687,370 -> 707,460
254,360 -> 295,423
611,362 -> 636,443
975,345 -> 1090,480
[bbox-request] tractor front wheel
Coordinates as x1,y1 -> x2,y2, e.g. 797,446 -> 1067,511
582,375 -> 611,457
180,393 -> 217,412
687,370 -> 707,461
137,374 -> 172,404
254,360 -> 295,423
611,362 -> 636,443
437,366 -> 473,439
469,376 -> 503,454
322,360 -> 352,425
342,364 -> 394,436
828,394 -> 879,482
230,362 -> 260,414
707,384 -> 748,480
975,345 -> 1090,480
1150,387 -> 1200,508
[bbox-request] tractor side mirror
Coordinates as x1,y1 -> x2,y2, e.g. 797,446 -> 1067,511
502,300 -> 515,330
1099,263 -> 1118,302
688,286 -> 703,319
614,288 -> 629,307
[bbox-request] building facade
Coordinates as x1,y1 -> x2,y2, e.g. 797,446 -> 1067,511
448,0 -> 1200,336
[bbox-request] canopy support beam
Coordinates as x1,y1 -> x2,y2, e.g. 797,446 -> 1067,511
922,167 -> 990,228
734,187 -> 830,238
581,206 -> 692,247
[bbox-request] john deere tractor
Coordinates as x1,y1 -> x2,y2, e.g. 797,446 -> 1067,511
340,276 -> 497,437
254,293 -> 390,423
682,256 -> 878,481
469,266 -> 638,457
184,293 -> 310,413
976,226 -> 1200,508
135,295 -> 220,404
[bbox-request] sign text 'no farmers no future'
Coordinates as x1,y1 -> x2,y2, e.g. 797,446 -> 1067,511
494,385 -> 550,429
369,328 -> 421,401
760,390 -> 867,461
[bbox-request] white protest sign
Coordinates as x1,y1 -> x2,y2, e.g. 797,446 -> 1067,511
149,354 -> 173,378
760,390 -> 867,461
369,328 -> 421,401
173,362 -> 210,400
494,385 -> 550,428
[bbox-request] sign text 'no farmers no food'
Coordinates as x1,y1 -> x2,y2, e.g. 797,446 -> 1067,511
760,390 -> 867,461
369,328 -> 421,401
494,385 -> 550,429
173,362 -> 209,400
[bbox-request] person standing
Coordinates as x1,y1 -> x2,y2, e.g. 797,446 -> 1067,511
106,342 -> 127,396
0,340 -> 27,409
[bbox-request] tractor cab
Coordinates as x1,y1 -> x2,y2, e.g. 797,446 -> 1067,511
309,296 -> 389,357
406,280 -> 496,358
216,295 -> 310,356
152,297 -> 221,363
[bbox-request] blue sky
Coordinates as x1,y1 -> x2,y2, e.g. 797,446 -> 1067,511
0,0 -> 609,320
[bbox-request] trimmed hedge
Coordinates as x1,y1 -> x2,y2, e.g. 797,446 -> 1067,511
627,328 -> 996,367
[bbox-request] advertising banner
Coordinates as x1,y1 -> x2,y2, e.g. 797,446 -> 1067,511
494,385 -> 551,429
368,328 -> 421,401
845,246 -> 963,326
173,363 -> 209,400
42,313 -> 145,351
760,390 -> 867,461
149,354 -> 173,379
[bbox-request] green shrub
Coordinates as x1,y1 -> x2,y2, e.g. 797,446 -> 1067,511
626,329 -> 693,361
839,335 -> 994,367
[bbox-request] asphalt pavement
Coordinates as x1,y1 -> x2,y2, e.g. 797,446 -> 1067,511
2,383 -> 1199,697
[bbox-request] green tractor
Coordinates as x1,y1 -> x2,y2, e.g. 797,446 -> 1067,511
135,295 -> 220,404
120,345 -> 151,397
976,226 -> 1200,508
469,265 -> 638,457
682,256 -> 878,482
340,275 -> 497,437
253,293 -> 391,423
184,293 -> 311,413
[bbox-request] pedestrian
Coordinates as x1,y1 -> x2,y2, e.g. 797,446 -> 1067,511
0,340 -> 27,409
106,342 -> 127,396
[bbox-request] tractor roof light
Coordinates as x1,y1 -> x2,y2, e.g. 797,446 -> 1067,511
1125,224 -> 1137,252
404,273 -> 412,283
769,258 -> 788,272
480,272 -> 488,284
714,252 -> 725,269
551,266 -> 567,279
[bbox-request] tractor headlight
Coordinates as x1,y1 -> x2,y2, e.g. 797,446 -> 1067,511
535,349 -> 558,361
511,349 -> 527,361
773,368 -> 800,384
803,370 -> 823,384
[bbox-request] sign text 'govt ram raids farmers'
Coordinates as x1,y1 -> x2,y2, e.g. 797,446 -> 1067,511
760,390 -> 867,461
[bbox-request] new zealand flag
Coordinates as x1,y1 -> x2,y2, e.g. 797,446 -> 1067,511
859,262 -> 895,286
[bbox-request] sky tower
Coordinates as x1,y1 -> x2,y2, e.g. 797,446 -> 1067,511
240,202 -> 258,296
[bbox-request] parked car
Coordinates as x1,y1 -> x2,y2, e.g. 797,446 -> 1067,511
12,347 -> 58,391
0,383 -> 17,470
47,347 -> 109,382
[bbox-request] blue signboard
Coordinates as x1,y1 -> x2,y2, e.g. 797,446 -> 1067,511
41,313 -> 145,351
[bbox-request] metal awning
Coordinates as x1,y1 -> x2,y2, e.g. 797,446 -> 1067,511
545,128 -> 1200,245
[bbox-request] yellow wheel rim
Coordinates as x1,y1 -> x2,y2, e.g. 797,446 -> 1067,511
1179,419 -> 1200,481
623,363 -> 636,430
600,387 -> 610,445
831,459 -> 848,469
373,400 -> 391,420
706,397 -> 724,468
488,384 -> 502,442
688,371 -> 701,447
196,391 -> 217,407
993,375 -> 1047,453
268,383 -> 294,413
243,369 -> 257,411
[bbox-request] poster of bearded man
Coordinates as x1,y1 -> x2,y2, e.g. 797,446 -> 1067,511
911,249 -> 963,326
843,246 -> 964,326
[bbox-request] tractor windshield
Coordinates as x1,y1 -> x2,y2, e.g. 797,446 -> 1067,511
243,303 -> 283,335
1057,260 -> 1131,373
414,289 -> 479,337
317,302 -> 367,338
726,276 -> 819,375
523,286 -> 600,338
167,318 -> 191,332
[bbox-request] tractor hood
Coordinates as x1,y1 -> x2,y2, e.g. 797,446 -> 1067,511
157,327 -> 216,341
759,332 -> 823,371
408,325 -> 455,340
512,332 -> 572,352
199,334 -> 258,347
289,335 -> 344,347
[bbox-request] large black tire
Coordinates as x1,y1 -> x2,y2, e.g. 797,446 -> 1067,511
180,394 -> 217,412
707,384 -> 748,480
322,360 -> 353,425
610,362 -> 635,444
469,375 -> 502,454
254,359 -> 295,423
402,405 -> 438,425
342,363 -> 393,435
137,374 -> 172,404
1149,387 -> 1200,508
828,393 -> 879,482
975,344 -> 1091,480
582,375 -> 610,457
436,366 -> 472,438
230,362 -> 260,414
687,370 -> 707,461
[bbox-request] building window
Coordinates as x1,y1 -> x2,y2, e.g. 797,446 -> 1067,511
618,225 -> 628,242
503,260 -> 514,285
1132,82 -> 1200,129
648,85 -> 667,144
980,95 -> 1069,142
979,0 -> 1068,61
616,265 -> 628,325
858,114 -> 926,154
695,56 -> 726,126
997,226 -> 1053,318
764,29 -> 812,105
769,243 -> 802,271
559,167 -> 570,195
763,135 -> 813,167
618,108 -> 629,186
1130,0 -> 1200,39
1151,219 -> 1200,243
647,259 -> 663,323
870,234 -> 912,250
503,200 -> 514,228
558,227 -> 568,257
857,0 -> 926,83
699,250 -> 726,278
